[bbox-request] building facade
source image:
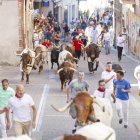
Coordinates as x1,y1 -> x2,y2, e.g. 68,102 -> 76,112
0,0 -> 19,65
120,0 -> 140,58
0,0 -> 34,65
60,0 -> 79,25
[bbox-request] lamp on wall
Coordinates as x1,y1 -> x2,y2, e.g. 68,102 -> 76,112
0,0 -> 2,5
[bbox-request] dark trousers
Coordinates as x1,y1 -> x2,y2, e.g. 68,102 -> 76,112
75,50 -> 81,64
117,46 -> 123,60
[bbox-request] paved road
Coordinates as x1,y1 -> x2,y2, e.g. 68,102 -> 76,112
40,48 -> 140,140
1,47 -> 140,140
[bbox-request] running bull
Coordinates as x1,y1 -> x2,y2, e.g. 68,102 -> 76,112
51,92 -> 113,132
86,43 -> 101,73
16,48 -> 36,84
57,61 -> 77,90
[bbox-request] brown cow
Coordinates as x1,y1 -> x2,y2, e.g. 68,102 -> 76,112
21,53 -> 33,84
86,43 -> 101,73
51,92 -> 102,133
73,92 -> 96,126
64,134 -> 87,140
17,48 -> 36,84
57,61 -> 77,90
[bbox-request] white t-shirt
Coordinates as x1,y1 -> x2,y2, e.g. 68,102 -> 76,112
9,94 -> 34,122
94,89 -> 105,98
101,71 -> 116,92
117,36 -> 125,47
104,32 -> 110,41
122,31 -> 128,41
85,26 -> 93,37
94,89 -> 111,100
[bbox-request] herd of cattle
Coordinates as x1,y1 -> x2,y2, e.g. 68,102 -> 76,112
16,43 -> 101,87
14,43 -> 127,140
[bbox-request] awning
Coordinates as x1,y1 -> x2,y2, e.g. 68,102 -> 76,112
120,0 -> 136,4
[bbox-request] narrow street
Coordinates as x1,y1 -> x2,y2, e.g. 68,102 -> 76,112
4,47 -> 140,140
1,0 -> 140,139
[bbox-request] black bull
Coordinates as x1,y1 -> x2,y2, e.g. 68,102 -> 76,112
51,48 -> 59,69
86,43 -> 101,72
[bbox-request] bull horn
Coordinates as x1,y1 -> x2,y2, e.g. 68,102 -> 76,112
89,115 -> 100,123
104,132 -> 113,140
51,100 -> 73,112
52,136 -> 64,140
121,70 -> 126,73
57,68 -> 64,74
14,51 -> 22,56
69,67 -> 77,72
73,57 -> 79,61
35,53 -> 41,59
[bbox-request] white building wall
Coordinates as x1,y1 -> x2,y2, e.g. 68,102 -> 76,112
135,0 -> 140,15
41,1 -> 53,17
62,0 -> 78,25
0,1 -> 19,65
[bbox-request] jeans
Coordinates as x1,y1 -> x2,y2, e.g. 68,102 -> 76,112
117,46 -> 123,60
116,98 -> 129,125
69,103 -> 76,119
104,40 -> 110,54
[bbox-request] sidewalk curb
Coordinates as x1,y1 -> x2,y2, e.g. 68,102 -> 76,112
111,48 -> 140,64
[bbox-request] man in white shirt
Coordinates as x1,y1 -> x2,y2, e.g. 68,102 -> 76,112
8,84 -> 37,136
93,79 -> 116,102
103,30 -> 110,55
109,26 -> 114,48
85,23 -> 94,44
101,62 -> 116,102
117,33 -> 125,61
58,44 -> 73,65
122,28 -> 128,56
92,25 -> 98,44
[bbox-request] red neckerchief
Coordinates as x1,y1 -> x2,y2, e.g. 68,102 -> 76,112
106,69 -> 112,72
97,88 -> 105,92
15,93 -> 23,99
